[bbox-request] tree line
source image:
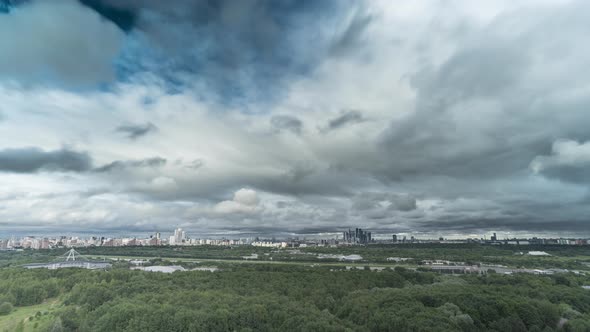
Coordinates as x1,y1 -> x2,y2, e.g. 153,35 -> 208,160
0,263 -> 589,331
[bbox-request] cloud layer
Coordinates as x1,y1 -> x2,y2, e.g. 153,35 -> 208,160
0,147 -> 91,173
0,0 -> 589,237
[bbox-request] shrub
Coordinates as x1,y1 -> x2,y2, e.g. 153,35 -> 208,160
0,302 -> 13,315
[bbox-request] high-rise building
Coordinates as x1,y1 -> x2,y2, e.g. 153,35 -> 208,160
343,228 -> 372,244
491,233 -> 497,241
392,234 -> 398,243
172,228 -> 186,245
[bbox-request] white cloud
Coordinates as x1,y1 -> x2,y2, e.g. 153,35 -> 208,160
213,188 -> 261,215
531,139 -> 590,173
233,188 -> 259,206
150,176 -> 177,190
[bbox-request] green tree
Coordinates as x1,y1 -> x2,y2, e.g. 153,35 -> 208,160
48,317 -> 65,332
564,318 -> 590,332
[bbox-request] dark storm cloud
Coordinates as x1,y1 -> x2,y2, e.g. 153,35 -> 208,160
94,157 -> 166,173
530,140 -> 590,183
351,192 -> 416,220
182,159 -> 204,170
79,0 -> 136,31
81,0 -> 365,100
353,192 -> 416,212
283,163 -> 315,183
270,115 -> 303,135
0,0 -> 28,13
0,147 -> 92,173
325,110 -> 365,131
131,168 -> 363,202
379,45 -> 535,178
255,168 -> 365,197
115,122 -> 157,140
534,163 -> 590,183
377,2 -> 590,182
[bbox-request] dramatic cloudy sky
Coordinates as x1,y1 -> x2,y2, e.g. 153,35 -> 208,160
1,0 -> 589,238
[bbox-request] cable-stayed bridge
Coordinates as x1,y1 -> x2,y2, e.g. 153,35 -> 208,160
22,249 -> 111,270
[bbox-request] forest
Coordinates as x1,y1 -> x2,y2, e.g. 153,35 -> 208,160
1,250 -> 590,331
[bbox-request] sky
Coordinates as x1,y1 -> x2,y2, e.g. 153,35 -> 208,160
1,0 -> 589,238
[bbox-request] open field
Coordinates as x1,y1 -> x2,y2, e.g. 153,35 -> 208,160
0,299 -> 59,332
78,244 -> 590,271
3,244 -> 590,271
87,254 -> 419,269
87,253 -> 589,277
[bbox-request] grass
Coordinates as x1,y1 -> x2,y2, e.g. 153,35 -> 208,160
0,299 -> 60,332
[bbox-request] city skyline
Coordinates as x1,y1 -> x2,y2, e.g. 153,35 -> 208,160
2,226 -> 590,245
1,0 -> 590,236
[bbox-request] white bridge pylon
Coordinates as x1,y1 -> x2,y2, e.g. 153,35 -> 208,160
64,248 -> 81,262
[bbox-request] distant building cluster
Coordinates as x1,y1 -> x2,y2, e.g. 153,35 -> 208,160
166,228 -> 249,246
0,229 -> 249,250
187,238 -> 246,246
391,234 -> 417,243
482,234 -> 589,246
1,236 -> 51,249
390,233 -> 589,246
343,228 -> 372,244
252,241 -> 288,248
2,227 -> 590,250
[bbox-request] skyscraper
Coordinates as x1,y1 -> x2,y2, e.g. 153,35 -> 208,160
171,228 -> 186,245
343,228 -> 371,244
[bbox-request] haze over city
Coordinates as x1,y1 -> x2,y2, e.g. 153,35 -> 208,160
1,0 -> 590,238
